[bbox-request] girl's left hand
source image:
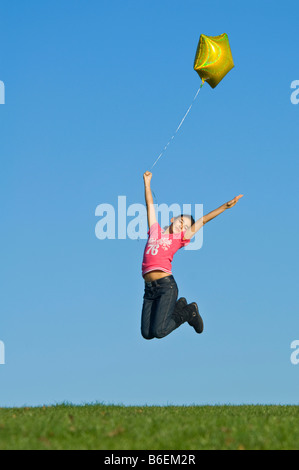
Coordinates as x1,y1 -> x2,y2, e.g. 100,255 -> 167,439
143,171 -> 153,185
226,194 -> 244,209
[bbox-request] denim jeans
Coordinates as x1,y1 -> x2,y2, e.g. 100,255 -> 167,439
141,275 -> 184,340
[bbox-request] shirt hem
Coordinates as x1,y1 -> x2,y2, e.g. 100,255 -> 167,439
142,267 -> 172,277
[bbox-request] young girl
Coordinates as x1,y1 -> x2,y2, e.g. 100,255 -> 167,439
141,171 -> 243,340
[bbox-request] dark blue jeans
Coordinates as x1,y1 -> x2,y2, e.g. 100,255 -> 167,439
141,275 -> 183,340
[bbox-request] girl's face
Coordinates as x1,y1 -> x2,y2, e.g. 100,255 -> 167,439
171,216 -> 192,234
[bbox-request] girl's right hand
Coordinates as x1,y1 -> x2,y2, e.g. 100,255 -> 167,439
143,171 -> 152,185
226,194 -> 244,209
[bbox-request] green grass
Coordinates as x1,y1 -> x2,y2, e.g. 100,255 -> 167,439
0,404 -> 299,450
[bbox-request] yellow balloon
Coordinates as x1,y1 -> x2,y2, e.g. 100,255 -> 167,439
194,33 -> 234,88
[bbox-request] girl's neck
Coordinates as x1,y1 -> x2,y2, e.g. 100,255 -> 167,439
163,225 -> 173,235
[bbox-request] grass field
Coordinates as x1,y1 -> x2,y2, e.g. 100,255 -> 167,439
0,404 -> 298,450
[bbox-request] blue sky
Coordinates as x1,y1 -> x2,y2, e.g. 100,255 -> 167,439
0,0 -> 299,407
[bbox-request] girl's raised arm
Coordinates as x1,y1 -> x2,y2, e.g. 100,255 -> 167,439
143,171 -> 157,229
184,194 -> 244,240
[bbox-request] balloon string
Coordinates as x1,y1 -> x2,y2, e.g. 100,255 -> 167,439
150,81 -> 205,170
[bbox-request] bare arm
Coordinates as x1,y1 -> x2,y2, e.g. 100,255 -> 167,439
143,171 -> 157,229
184,194 -> 244,240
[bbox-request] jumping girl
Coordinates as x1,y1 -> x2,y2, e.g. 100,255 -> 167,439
141,170 -> 243,340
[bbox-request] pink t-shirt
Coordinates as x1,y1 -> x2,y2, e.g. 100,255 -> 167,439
142,222 -> 191,277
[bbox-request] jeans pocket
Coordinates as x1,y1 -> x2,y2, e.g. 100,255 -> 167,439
144,286 -> 155,300
158,283 -> 177,298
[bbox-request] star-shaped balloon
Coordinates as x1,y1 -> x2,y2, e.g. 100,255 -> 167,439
194,33 -> 234,88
